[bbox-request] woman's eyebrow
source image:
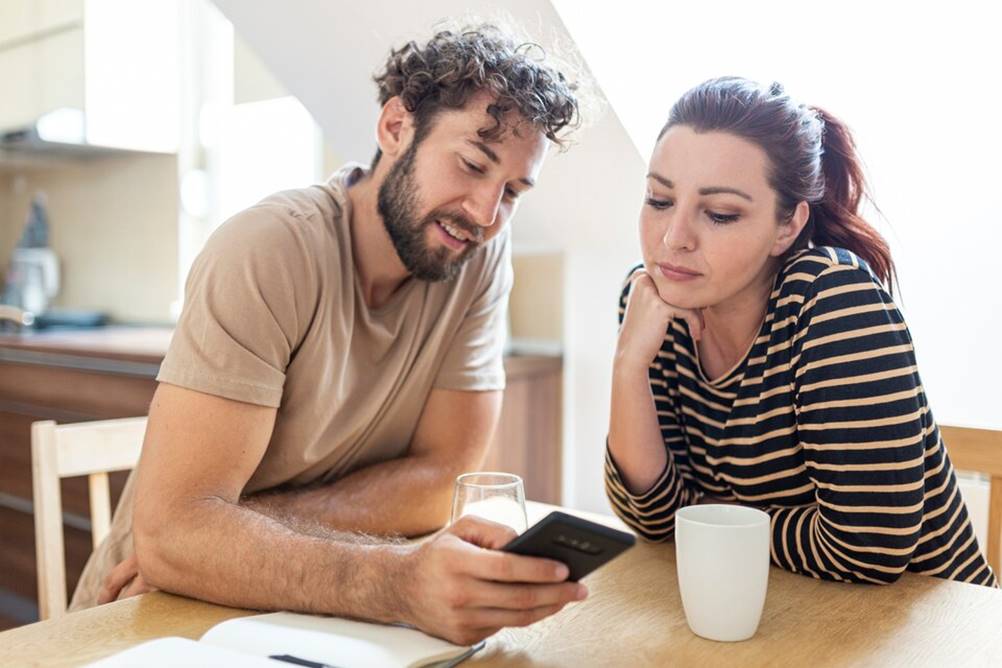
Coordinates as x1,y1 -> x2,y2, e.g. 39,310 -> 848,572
699,186 -> 753,201
646,172 -> 673,188
647,173 -> 752,201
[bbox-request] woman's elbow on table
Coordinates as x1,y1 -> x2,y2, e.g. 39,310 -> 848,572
808,532 -> 917,586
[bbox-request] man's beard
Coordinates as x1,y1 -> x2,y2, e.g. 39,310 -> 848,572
377,141 -> 482,282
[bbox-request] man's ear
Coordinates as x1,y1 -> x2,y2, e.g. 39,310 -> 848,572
771,200 -> 810,257
375,96 -> 415,160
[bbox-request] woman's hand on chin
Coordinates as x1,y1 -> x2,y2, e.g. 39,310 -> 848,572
616,269 -> 705,372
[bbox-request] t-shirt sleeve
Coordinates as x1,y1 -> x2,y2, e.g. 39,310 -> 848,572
157,206 -> 319,407
432,234 -> 513,392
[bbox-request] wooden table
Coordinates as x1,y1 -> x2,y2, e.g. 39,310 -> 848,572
2,502 -> 1001,667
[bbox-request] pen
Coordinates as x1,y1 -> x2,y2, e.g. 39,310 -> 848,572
268,653 -> 343,668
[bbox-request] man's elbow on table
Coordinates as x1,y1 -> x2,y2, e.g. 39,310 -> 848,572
132,503 -> 174,591
132,495 -> 204,592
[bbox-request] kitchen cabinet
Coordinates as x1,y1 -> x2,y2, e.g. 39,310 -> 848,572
0,0 -> 82,47
0,29 -> 86,132
0,0 -> 178,153
0,328 -> 563,630
0,2 -> 83,131
485,354 -> 563,506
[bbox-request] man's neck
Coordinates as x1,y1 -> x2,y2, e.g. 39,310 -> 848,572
346,171 -> 412,310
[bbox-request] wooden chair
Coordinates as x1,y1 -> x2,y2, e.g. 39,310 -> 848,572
940,425 -> 1002,576
31,417 -> 147,620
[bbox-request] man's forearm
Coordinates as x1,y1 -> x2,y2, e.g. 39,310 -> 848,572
135,495 -> 411,620
242,453 -> 463,537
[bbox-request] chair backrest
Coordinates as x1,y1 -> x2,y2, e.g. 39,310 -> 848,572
940,424 -> 1002,577
31,417 -> 147,620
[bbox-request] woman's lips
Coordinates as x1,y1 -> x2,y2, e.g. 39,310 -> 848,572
657,262 -> 703,281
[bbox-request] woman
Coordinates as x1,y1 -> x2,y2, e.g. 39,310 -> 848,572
605,77 -> 996,587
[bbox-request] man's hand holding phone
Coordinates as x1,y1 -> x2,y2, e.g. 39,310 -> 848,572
399,515 -> 588,645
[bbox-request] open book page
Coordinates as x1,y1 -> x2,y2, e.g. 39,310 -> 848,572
201,612 -> 478,668
84,637 -> 282,667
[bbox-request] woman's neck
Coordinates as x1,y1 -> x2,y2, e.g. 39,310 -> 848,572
698,262 -> 778,379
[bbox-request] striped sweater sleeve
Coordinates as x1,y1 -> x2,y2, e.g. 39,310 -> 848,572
776,264 -> 925,584
605,276 -> 702,540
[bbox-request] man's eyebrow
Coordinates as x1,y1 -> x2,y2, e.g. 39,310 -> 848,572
468,140 -> 499,164
468,139 -> 535,189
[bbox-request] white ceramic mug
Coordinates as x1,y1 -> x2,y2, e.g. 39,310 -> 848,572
675,504 -> 771,642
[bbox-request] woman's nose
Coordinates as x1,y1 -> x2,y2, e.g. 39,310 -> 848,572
663,209 -> 697,251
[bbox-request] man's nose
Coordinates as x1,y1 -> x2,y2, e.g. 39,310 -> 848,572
462,185 -> 504,229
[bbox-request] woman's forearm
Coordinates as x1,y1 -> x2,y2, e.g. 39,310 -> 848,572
607,354 -> 670,495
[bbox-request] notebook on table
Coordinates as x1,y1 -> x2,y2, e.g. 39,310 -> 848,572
86,611 -> 485,668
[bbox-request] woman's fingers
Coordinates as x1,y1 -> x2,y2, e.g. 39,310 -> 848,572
633,269 -> 705,341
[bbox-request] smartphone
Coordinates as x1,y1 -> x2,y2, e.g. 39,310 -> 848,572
501,511 -> 636,581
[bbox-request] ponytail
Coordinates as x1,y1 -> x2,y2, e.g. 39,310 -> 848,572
807,108 -> 896,289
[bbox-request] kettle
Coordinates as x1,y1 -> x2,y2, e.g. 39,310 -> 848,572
1,193 -> 61,318
7,246 -> 60,315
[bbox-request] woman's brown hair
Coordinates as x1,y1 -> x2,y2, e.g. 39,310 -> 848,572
660,77 -> 894,288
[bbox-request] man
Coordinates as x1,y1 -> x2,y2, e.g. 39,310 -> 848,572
69,25 -> 584,645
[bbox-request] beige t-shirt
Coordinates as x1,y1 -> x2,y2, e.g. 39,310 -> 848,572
69,164 -> 512,609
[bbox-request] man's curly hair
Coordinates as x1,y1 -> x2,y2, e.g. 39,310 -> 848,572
371,23 -> 580,168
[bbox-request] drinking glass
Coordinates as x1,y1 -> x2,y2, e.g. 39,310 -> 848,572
450,472 -> 528,534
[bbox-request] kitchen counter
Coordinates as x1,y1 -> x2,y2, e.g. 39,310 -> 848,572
0,326 -> 173,369
0,327 -> 558,378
